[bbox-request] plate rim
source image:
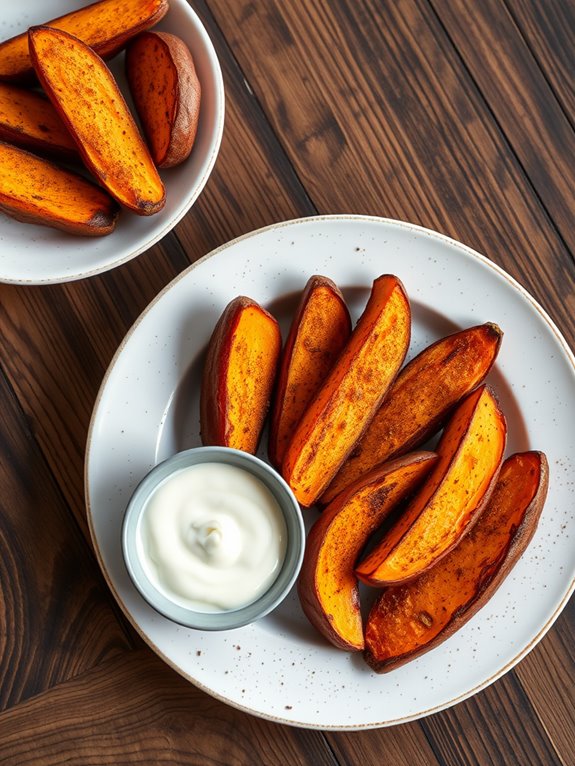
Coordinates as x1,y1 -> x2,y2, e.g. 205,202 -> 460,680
84,213 -> 575,729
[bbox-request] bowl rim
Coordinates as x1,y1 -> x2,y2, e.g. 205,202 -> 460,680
122,446 -> 306,631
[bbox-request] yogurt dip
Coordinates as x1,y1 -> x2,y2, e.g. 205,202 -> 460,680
138,461 -> 288,612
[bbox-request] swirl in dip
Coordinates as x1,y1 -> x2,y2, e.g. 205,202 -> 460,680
138,462 -> 288,612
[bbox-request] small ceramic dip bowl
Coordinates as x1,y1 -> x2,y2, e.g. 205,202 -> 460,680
122,446 -> 305,630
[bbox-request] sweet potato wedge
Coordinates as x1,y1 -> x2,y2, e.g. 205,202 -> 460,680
364,451 -> 549,672
356,385 -> 506,585
29,26 -> 165,215
321,323 -> 503,504
0,141 -> 119,235
298,452 -> 437,651
0,83 -> 78,159
0,0 -> 168,83
126,31 -> 201,168
268,275 -> 351,469
200,296 -> 282,454
282,274 -> 411,507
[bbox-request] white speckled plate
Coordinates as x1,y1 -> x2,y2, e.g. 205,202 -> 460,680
85,216 -> 575,729
0,0 -> 224,284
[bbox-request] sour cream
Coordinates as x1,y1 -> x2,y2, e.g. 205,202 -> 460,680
138,462 -> 287,612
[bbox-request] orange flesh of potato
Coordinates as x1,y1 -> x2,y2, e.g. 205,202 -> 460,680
29,26 -> 165,215
126,31 -> 201,169
282,274 -> 411,507
298,452 -> 437,651
0,83 -> 78,159
268,275 -> 351,469
321,322 -> 503,504
356,385 -> 507,585
0,140 -> 118,235
0,0 -> 169,82
364,451 -> 549,672
200,296 -> 282,455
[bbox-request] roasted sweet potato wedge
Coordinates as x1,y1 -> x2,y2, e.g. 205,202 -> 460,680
282,275 -> 411,507
356,385 -> 506,585
321,323 -> 503,504
0,0 -> 168,82
29,26 -> 165,215
200,296 -> 282,454
268,275 -> 351,469
364,451 -> 549,672
0,141 -> 119,235
298,452 -> 437,651
126,31 -> 201,169
0,83 -> 78,159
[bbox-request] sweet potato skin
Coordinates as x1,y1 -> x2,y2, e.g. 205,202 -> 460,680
0,83 -> 78,159
268,275 -> 351,469
364,451 -> 549,672
200,296 -> 281,454
0,140 -> 119,235
321,323 -> 503,504
29,26 -> 165,215
298,452 -> 437,651
282,274 -> 411,507
356,385 -> 507,585
0,0 -> 169,83
126,31 -> 201,169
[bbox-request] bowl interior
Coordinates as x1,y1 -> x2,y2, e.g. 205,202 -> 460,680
0,0 -> 225,284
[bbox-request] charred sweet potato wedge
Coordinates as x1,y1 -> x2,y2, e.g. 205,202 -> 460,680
282,275 -> 411,507
321,323 -> 503,504
200,296 -> 282,454
364,451 -> 549,672
0,83 -> 78,159
29,26 -> 165,215
298,452 -> 437,651
268,275 -> 351,469
356,385 -> 506,585
0,141 -> 119,235
126,31 -> 201,169
0,0 -> 168,82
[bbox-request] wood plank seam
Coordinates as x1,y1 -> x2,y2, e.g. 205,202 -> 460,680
503,0 -> 575,134
200,0 -> 319,216
426,0 -> 575,267
0,348 -> 137,656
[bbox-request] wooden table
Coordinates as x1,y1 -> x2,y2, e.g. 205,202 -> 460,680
1,1 -> 573,763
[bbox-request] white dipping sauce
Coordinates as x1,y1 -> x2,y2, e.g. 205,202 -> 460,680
138,462 -> 287,612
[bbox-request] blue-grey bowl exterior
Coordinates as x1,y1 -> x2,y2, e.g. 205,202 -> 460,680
122,446 -> 305,630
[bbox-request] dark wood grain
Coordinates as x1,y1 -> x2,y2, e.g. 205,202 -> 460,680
174,0 -> 316,253
0,235 -> 187,535
0,650 -> 338,766
513,601 -> 575,757
0,367 -> 131,711
431,0 -> 575,257
0,0 -> 572,763
505,0 -> 575,122
326,722 -> 441,766
421,671 -> 564,766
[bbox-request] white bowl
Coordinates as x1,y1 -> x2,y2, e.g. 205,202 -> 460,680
0,0 -> 225,284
